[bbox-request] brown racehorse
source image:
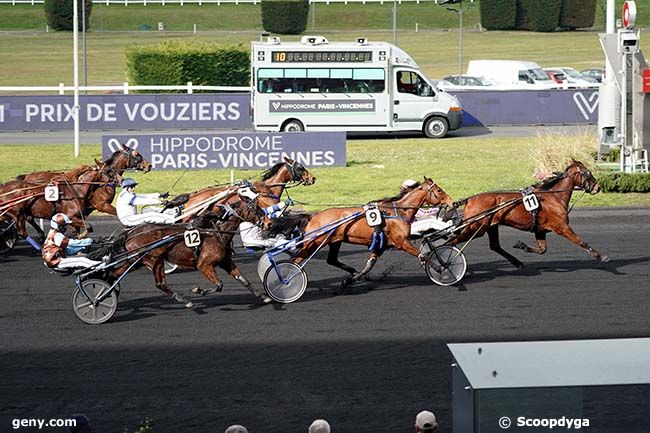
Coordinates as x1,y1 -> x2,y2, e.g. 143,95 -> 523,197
270,177 -> 454,285
110,196 -> 265,308
15,144 -> 151,238
171,157 -> 316,222
1,164 -> 121,241
450,159 -> 608,268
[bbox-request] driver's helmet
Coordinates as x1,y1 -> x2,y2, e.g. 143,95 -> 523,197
401,179 -> 418,191
51,213 -> 71,231
121,178 -> 138,188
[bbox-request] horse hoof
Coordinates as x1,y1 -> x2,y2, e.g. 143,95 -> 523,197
600,255 -> 610,263
191,286 -> 203,295
261,295 -> 272,304
173,292 -> 192,307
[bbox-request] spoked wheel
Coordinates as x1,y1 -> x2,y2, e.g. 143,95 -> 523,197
263,260 -> 308,304
424,245 -> 467,286
257,253 -> 272,282
0,219 -> 18,255
71,279 -> 119,324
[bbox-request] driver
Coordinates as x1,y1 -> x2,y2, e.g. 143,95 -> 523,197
42,213 -> 102,269
401,179 -> 453,236
116,178 -> 174,226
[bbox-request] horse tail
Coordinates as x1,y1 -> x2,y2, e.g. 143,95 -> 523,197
267,213 -> 312,238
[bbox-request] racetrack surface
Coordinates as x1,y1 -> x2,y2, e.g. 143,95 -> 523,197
1,208 -> 649,433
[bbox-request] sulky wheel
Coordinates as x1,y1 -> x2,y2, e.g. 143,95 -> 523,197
71,279 -> 119,324
424,245 -> 467,286
0,219 -> 18,255
263,260 -> 307,304
257,253 -> 272,283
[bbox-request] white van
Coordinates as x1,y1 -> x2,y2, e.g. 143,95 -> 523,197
251,36 -> 463,138
467,60 -> 560,90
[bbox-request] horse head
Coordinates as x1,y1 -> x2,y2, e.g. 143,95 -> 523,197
567,159 -> 600,194
401,176 -> 454,209
105,144 -> 152,173
261,157 -> 316,186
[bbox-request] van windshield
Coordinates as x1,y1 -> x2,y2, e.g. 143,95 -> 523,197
529,68 -> 552,81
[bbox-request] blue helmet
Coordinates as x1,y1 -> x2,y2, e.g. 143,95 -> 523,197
121,178 -> 138,188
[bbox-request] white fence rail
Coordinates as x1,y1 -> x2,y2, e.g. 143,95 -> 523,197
2,0 -> 422,5
0,83 -> 249,94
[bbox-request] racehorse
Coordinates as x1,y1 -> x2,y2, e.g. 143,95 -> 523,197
15,144 -> 151,238
170,157 -> 316,222
269,177 -> 454,285
110,196 -> 266,308
0,164 -> 122,241
450,159 -> 608,268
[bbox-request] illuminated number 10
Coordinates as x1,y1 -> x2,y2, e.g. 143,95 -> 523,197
277,52 -> 286,62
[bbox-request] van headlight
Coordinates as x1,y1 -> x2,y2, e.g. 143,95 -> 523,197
450,99 -> 462,112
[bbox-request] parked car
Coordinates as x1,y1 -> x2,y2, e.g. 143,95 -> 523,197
437,75 -> 500,91
580,68 -> 604,83
467,60 -> 560,89
544,67 -> 599,89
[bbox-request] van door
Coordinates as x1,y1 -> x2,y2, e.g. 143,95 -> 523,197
392,69 -> 437,130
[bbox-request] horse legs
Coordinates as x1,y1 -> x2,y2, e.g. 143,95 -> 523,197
513,231 -> 548,254
25,215 -> 45,242
219,254 -> 271,302
191,255 -> 225,296
151,258 -> 193,308
487,225 -> 525,268
327,241 -> 358,275
70,218 -> 93,238
351,251 -> 382,281
552,224 -> 609,262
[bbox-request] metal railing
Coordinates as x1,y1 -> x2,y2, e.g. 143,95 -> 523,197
0,82 -> 250,94
1,0 -> 420,4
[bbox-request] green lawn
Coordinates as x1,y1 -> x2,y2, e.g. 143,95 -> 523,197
0,30 -> 617,86
1,141 -> 648,209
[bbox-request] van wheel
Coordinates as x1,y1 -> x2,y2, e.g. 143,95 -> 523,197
423,116 -> 449,138
281,119 -> 304,132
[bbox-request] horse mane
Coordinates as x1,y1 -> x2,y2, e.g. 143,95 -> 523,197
103,149 -> 122,166
261,161 -> 286,181
377,182 -> 421,203
534,171 -> 567,190
267,213 -> 312,238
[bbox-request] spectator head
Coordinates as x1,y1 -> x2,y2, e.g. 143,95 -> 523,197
224,425 -> 248,433
308,419 -> 331,433
415,410 -> 438,433
69,414 -> 92,433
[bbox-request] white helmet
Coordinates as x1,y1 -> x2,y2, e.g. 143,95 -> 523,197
401,179 -> 418,190
51,213 -> 71,230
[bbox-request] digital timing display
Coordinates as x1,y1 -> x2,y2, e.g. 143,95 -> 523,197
271,51 -> 373,63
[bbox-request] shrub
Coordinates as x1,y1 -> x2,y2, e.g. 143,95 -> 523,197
479,0 -> 517,30
597,172 -> 650,193
515,0 -> 562,32
528,130 -> 598,180
559,0 -> 597,29
125,40 -> 249,92
261,0 -> 309,35
44,0 -> 92,31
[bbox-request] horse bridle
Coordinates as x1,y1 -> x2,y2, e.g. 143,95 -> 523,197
569,166 -> 598,193
121,147 -> 146,170
286,160 -> 307,184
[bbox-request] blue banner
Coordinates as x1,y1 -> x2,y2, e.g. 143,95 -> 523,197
102,132 -> 347,170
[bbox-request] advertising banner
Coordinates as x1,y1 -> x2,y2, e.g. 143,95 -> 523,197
102,131 -> 346,171
0,93 -> 252,131
269,99 -> 376,113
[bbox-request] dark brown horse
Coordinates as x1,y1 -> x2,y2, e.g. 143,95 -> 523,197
174,157 -> 316,222
450,159 -> 608,268
270,177 -> 454,284
110,195 -> 265,307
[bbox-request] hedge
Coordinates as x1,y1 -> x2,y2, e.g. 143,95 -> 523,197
559,0 -> 597,29
125,40 -> 249,92
515,0 -> 562,32
479,0 -> 517,30
597,172 -> 650,193
44,0 -> 92,31
261,0 -> 309,35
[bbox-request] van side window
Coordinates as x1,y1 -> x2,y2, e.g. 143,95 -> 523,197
518,71 -> 530,82
397,71 -> 434,97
